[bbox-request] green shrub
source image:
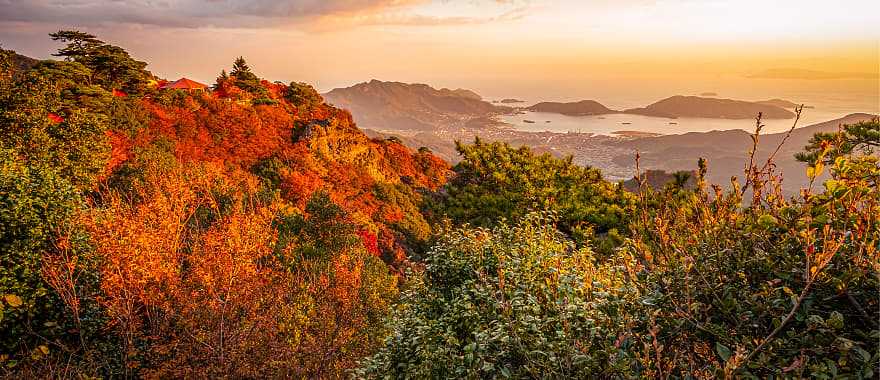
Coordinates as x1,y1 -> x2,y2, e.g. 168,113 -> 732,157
357,212 -> 641,378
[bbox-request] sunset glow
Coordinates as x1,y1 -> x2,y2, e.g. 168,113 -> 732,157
2,0 -> 877,104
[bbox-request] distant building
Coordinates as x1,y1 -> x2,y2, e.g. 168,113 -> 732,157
159,78 -> 208,91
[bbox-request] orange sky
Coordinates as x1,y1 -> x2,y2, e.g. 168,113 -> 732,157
1,0 -> 877,108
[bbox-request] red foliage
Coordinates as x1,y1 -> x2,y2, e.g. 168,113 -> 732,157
47,112 -> 64,124
105,80 -> 450,268
357,229 -> 380,256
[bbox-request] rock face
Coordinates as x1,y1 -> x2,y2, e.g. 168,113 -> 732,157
526,100 -> 615,116
624,95 -> 796,119
323,80 -> 508,131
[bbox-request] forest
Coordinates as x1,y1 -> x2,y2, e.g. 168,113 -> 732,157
0,32 -> 877,379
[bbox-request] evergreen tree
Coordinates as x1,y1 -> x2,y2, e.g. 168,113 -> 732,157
49,30 -> 150,94
229,56 -> 263,94
796,118 -> 879,165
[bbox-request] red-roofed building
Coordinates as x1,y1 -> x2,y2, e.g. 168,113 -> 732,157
159,78 -> 209,91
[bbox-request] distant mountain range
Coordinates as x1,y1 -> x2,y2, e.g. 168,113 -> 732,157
323,80 -> 508,131
322,79 -> 873,195
324,80 -> 808,132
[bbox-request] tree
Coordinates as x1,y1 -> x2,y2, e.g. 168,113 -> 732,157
285,82 -> 324,114
796,118 -> 879,165
0,68 -> 110,190
229,56 -> 263,95
0,47 -> 13,79
49,30 -> 151,94
0,148 -> 100,360
431,138 -> 633,248
214,69 -> 228,89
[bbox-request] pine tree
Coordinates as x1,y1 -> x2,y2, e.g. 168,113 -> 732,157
228,56 -> 262,94
214,69 -> 228,89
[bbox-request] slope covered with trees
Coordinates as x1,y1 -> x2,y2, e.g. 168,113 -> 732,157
0,32 -> 447,378
1,31 -> 877,379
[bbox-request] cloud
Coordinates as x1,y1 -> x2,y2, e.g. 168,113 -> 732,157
0,0 -> 528,29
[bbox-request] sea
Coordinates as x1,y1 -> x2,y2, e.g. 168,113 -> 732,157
495,78 -> 878,136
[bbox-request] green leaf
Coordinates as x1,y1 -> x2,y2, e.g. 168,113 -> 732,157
715,342 -> 732,362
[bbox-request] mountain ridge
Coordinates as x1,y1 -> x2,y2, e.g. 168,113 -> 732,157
623,95 -> 796,119
323,80 -> 508,132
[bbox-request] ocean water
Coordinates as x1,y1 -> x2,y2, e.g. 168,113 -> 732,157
499,109 -> 845,136
493,78 -> 878,136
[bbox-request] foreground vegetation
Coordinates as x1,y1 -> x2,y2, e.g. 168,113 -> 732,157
1,32 -> 877,378
362,119 -> 879,377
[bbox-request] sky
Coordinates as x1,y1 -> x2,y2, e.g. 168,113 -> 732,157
1,0 -> 878,110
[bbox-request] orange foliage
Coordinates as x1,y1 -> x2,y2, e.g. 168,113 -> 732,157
103,130 -> 132,176
106,79 -> 449,270
85,160 -> 398,377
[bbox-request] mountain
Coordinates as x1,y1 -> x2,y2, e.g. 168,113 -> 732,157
614,113 -> 878,194
323,80 -> 509,131
0,49 -> 39,77
438,87 -> 482,100
526,100 -> 615,116
624,95 -> 796,119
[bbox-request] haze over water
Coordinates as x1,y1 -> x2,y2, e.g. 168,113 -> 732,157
496,76 -> 878,136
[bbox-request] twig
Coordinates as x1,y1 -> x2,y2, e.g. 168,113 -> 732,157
760,105 -> 804,174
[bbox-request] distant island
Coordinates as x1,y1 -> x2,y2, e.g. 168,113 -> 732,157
523,95 -> 798,120
526,100 -> 615,116
623,95 -> 796,119
499,98 -> 526,104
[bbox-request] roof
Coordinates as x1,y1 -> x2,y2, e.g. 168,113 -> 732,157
160,77 -> 208,90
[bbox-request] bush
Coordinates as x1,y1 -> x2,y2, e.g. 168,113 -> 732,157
430,138 -> 633,251
357,212 -> 641,378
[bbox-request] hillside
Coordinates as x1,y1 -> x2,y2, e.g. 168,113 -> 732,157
526,100 -> 615,116
1,37 -> 451,377
624,95 -> 796,119
3,32 -> 878,379
323,80 -> 509,131
614,112 -> 878,194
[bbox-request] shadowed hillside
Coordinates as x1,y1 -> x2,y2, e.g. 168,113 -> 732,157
323,80 -> 509,131
615,112 -> 878,193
